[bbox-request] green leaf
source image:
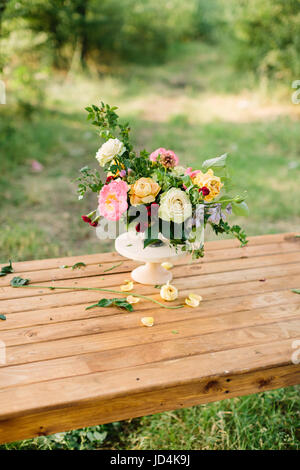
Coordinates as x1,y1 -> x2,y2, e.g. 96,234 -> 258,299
0,314 -> 6,320
202,153 -> 228,170
291,289 -> 300,294
232,201 -> 249,217
10,276 -> 30,287
114,299 -> 134,311
0,260 -> 13,277
86,298 -> 114,310
71,262 -> 86,270
93,431 -> 107,442
86,297 -> 134,311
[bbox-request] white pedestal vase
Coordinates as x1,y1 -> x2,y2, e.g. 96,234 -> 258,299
115,231 -> 187,285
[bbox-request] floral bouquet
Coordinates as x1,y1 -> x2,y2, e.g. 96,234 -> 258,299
77,102 -> 248,258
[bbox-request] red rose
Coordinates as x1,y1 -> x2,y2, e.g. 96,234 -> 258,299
199,186 -> 210,196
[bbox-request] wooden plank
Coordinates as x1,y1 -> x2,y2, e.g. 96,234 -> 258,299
0,340 -> 299,443
1,261 -> 299,314
2,291 -> 300,365
0,363 -> 298,444
2,250 -> 300,302
1,240 -> 299,288
1,273 -> 299,331
1,232 -> 296,275
0,311 -> 299,389
1,291 -> 300,349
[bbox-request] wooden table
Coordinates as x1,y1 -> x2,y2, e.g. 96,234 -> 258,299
0,232 -> 299,444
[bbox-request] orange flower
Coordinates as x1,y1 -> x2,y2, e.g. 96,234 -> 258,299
129,177 -> 160,205
192,169 -> 223,202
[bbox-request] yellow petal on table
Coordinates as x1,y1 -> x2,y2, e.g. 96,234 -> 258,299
185,297 -> 200,307
188,293 -> 203,302
160,281 -> 178,301
161,262 -> 173,270
120,280 -> 134,292
141,316 -> 154,327
126,295 -> 140,304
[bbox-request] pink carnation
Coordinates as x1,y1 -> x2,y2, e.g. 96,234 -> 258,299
98,180 -> 128,221
149,147 -> 179,167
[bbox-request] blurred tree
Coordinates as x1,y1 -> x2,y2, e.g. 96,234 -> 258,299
0,0 -> 8,71
226,0 -> 300,80
0,0 -> 208,67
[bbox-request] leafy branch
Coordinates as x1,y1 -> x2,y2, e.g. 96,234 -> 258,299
210,219 -> 248,247
75,166 -> 103,199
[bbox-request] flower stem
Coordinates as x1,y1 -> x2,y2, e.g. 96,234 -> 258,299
24,285 -> 184,309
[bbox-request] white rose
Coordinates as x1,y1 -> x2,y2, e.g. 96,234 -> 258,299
95,138 -> 126,167
158,188 -> 192,223
160,281 -> 178,301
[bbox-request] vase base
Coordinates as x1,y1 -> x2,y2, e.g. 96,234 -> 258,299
131,262 -> 172,286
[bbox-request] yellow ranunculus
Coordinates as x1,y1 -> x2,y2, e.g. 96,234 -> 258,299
129,177 -> 161,206
192,169 -> 223,202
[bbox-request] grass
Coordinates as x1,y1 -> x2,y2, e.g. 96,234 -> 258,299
0,41 -> 299,450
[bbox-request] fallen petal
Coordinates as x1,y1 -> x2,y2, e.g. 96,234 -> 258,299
120,280 -> 134,292
127,295 -> 140,304
161,262 -> 173,270
185,297 -> 199,307
141,316 -> 154,327
188,293 -> 203,302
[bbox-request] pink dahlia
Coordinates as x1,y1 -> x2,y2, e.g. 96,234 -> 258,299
98,180 -> 128,221
149,148 -> 179,168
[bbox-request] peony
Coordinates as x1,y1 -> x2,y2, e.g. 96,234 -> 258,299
159,188 -> 192,224
98,179 -> 128,221
149,148 -> 179,168
129,177 -> 161,205
192,169 -> 223,202
95,138 -> 126,167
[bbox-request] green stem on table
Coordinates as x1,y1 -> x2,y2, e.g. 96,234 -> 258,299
23,285 -> 184,309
